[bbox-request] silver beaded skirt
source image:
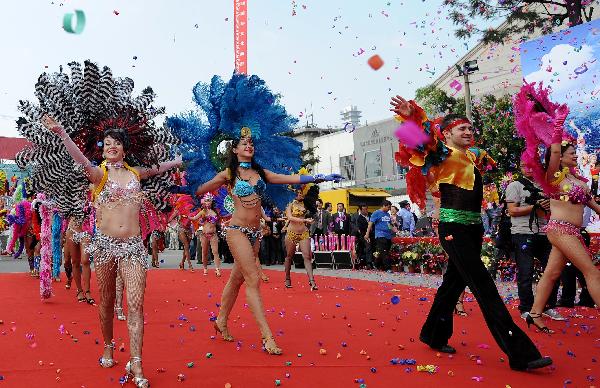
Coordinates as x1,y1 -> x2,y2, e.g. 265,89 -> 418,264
86,231 -> 148,270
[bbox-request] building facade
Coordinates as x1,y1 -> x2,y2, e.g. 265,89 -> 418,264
352,118 -> 406,195
312,130 -> 356,190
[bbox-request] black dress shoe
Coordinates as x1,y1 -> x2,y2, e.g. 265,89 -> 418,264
419,336 -> 457,354
511,356 -> 553,371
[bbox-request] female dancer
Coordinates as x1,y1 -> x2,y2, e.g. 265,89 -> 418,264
191,193 -> 221,276
67,195 -> 95,303
42,116 -> 180,385
17,60 -> 180,388
515,104 -> 600,333
283,181 -> 319,290
196,136 -> 338,354
150,210 -> 169,268
169,196 -> 195,271
168,73 -> 341,355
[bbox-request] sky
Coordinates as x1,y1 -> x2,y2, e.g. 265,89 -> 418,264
0,0 -> 485,138
521,18 -> 600,115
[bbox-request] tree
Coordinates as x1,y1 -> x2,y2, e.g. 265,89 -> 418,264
300,146 -> 320,171
473,94 -> 524,181
414,85 -> 464,117
443,0 -> 595,44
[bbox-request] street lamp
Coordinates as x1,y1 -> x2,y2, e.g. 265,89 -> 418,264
455,60 -> 478,121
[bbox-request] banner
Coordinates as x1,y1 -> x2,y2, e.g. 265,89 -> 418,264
234,0 -> 248,74
521,19 -> 600,230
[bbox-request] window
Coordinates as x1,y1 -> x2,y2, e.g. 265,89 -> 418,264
364,149 -> 382,178
339,155 -> 355,180
388,143 -> 408,176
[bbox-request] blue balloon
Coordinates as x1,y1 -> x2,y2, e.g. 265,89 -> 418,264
391,295 -> 400,305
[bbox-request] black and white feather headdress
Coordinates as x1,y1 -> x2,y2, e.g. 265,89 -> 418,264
15,60 -> 178,218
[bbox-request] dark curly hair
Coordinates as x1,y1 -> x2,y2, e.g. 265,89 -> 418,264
303,185 -> 320,216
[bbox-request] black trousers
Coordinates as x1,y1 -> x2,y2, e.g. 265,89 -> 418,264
374,237 -> 392,270
512,233 -> 559,312
355,235 -> 372,267
420,222 -> 542,370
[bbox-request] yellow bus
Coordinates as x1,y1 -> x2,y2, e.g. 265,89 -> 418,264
319,188 -> 391,214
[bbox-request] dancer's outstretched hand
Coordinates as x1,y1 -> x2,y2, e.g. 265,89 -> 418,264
390,96 -> 413,117
554,104 -> 570,126
41,114 -> 65,135
314,173 -> 343,183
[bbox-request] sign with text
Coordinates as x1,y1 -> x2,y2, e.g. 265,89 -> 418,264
234,0 -> 248,74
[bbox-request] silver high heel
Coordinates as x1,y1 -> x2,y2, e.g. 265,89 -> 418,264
125,357 -> 149,387
115,306 -> 126,321
99,343 -> 116,368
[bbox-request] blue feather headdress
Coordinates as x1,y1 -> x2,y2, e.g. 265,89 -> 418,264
166,73 -> 302,210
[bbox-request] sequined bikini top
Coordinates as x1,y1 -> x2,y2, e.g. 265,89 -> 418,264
233,176 -> 266,198
95,174 -> 142,206
550,169 -> 591,205
198,211 -> 218,224
291,201 -> 306,217
549,183 -> 592,205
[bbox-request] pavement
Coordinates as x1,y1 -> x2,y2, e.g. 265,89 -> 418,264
0,248 -> 520,299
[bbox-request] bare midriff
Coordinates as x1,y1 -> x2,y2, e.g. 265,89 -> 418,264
548,199 -> 584,228
228,194 -> 262,229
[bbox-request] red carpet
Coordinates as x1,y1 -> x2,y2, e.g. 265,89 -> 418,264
0,269 -> 597,387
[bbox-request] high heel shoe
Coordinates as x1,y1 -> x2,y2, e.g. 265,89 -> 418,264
260,273 -> 269,282
99,343 -> 116,368
262,336 -> 282,355
213,321 -> 234,341
309,279 -> 318,291
215,268 -> 222,277
203,267 -> 208,276
115,306 -> 126,321
124,357 -> 149,388
284,278 -> 292,288
179,262 -> 184,270
84,290 -> 95,305
76,289 -> 86,302
525,312 -> 554,334
189,263 -> 194,273
454,300 -> 468,317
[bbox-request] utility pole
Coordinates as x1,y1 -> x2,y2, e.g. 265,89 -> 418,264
455,60 -> 479,122
463,71 -> 472,121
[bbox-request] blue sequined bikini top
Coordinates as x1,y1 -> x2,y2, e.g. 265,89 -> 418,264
233,175 -> 266,198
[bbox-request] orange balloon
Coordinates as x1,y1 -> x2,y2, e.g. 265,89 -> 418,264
368,55 -> 384,70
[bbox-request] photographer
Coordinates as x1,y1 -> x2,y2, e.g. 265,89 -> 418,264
505,168 -> 564,321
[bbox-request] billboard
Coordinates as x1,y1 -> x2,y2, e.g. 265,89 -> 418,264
521,20 -> 600,229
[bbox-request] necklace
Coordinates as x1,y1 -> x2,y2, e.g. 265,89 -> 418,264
105,161 -> 125,169
239,161 -> 251,169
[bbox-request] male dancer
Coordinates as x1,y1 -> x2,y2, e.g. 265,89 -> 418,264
390,96 -> 552,371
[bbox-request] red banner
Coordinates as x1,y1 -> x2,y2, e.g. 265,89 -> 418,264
234,0 -> 247,74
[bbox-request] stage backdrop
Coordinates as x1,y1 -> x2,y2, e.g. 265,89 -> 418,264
520,19 -> 600,231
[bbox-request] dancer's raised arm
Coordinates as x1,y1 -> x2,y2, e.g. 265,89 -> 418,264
195,170 -> 229,197
264,169 -> 341,185
545,106 -> 569,183
41,114 -> 103,184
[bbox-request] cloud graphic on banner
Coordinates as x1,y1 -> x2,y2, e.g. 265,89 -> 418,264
525,43 -> 598,109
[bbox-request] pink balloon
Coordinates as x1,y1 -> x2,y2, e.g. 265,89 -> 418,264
394,120 -> 430,148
